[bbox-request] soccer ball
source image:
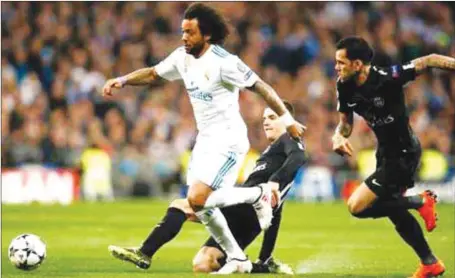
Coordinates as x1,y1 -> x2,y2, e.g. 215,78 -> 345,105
8,234 -> 46,270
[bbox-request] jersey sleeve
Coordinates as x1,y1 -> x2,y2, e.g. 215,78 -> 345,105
390,63 -> 417,86
336,81 -> 353,114
154,47 -> 183,81
220,55 -> 259,89
269,136 -> 306,187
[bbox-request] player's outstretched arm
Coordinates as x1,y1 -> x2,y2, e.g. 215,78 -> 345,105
335,112 -> 353,138
102,67 -> 161,97
258,205 -> 282,262
332,112 -> 354,156
247,80 -> 307,138
411,54 -> 455,75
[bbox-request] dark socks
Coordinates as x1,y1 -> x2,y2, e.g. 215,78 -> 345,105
353,195 -> 424,219
259,206 -> 282,262
389,210 -> 437,265
140,207 -> 187,258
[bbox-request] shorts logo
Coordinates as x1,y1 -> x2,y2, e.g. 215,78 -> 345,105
373,97 -> 385,108
372,179 -> 382,187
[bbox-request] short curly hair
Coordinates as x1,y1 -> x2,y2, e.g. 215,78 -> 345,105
183,3 -> 230,45
336,36 -> 374,64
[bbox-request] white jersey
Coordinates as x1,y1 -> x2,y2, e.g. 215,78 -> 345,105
154,45 -> 259,150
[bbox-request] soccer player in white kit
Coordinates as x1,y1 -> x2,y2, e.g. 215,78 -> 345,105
102,3 -> 305,274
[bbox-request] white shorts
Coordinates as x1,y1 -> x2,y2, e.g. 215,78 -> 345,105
186,144 -> 247,190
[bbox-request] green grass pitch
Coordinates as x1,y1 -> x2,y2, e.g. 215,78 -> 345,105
2,200 -> 454,277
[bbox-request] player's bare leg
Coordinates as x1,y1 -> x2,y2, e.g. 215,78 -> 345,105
347,183 -> 442,275
192,246 -> 224,273
346,183 -> 378,215
192,246 -> 294,274
203,183 -> 275,230
188,181 -> 252,274
348,183 -> 439,231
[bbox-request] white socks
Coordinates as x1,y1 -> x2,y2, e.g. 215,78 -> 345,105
193,186 -> 264,260
203,187 -> 262,209
195,208 -> 246,260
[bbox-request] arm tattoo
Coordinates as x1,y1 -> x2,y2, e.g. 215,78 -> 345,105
248,80 -> 287,116
412,54 -> 455,74
124,67 -> 160,86
335,112 -> 353,138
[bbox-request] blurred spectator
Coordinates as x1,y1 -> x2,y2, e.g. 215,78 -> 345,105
1,2 -> 454,196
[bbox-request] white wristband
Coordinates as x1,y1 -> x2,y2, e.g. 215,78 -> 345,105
280,112 -> 294,127
116,76 -> 128,87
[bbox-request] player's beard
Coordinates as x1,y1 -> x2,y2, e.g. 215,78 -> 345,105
188,40 -> 206,57
344,69 -> 360,83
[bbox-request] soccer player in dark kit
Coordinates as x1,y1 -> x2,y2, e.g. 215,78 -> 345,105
108,101 -> 306,274
332,36 -> 454,278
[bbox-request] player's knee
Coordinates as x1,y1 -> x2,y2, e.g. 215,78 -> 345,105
192,260 -> 214,273
192,253 -> 216,273
169,199 -> 188,211
347,198 -> 365,217
187,195 -> 204,211
170,198 -> 197,221
187,191 -> 208,211
187,182 -> 213,211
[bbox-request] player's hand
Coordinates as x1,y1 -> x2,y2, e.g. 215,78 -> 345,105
332,133 -> 354,157
102,78 -> 125,98
269,182 -> 280,208
286,121 -> 307,140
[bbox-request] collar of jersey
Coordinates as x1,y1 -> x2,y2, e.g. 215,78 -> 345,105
193,44 -> 214,60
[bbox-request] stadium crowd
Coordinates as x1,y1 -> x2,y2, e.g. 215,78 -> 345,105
2,2 -> 454,196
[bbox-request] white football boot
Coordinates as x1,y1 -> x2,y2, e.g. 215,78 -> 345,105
253,183 -> 274,230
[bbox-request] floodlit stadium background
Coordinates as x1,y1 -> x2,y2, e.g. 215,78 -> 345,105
2,2 -> 454,204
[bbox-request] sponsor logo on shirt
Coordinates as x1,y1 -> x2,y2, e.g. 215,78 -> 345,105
187,87 -> 213,101
373,97 -> 385,108
252,162 -> 267,173
366,114 -> 395,127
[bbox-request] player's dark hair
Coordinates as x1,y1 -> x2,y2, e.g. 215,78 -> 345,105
183,3 -> 230,45
283,100 -> 295,117
336,36 -> 374,64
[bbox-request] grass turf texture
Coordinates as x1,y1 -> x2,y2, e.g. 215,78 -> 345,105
2,200 -> 454,277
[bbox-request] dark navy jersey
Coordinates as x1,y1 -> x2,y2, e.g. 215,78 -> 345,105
337,63 -> 420,152
219,133 -> 306,261
241,133 -> 306,197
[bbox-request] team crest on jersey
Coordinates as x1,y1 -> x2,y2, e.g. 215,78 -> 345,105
373,97 -> 385,108
391,65 -> 399,78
